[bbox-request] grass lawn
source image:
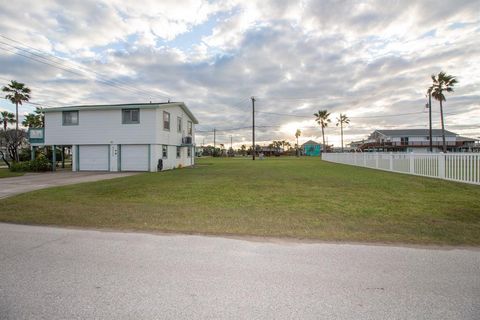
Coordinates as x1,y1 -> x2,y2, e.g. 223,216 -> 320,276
0,168 -> 24,178
0,157 -> 479,245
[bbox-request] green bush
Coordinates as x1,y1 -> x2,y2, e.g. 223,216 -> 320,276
9,162 -> 30,172
9,156 -> 51,172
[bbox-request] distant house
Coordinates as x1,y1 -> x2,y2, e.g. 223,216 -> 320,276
302,140 -> 321,156
259,146 -> 282,156
350,129 -> 477,153
29,102 -> 198,171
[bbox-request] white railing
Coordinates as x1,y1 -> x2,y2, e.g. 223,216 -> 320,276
322,152 -> 480,185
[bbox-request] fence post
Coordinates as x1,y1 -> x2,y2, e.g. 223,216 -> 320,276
438,153 -> 446,178
389,152 -> 393,171
375,153 -> 379,169
409,154 -> 414,174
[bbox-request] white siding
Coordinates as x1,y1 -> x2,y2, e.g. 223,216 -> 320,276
151,144 -> 194,171
155,106 -> 195,147
45,108 -> 158,145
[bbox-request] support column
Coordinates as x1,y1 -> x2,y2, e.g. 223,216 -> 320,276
31,146 -> 35,161
71,145 -> 77,171
52,145 -> 56,171
61,146 -> 65,168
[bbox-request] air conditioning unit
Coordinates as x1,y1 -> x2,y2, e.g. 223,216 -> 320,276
183,136 -> 192,144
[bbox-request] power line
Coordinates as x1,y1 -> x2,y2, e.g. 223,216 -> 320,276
1,96 -> 55,109
0,37 -> 170,100
0,34 -> 169,98
0,34 -> 171,99
254,110 -> 458,119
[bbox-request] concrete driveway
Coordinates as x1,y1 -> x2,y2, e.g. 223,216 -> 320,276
0,171 -> 139,199
0,223 -> 479,319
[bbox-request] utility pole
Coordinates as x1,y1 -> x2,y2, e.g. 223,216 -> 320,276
251,96 -> 255,160
213,128 -> 216,157
427,91 -> 433,152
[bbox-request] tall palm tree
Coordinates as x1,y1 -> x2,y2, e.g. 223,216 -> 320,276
314,110 -> 331,152
336,113 -> 350,152
295,129 -> 301,156
2,80 -> 31,161
429,72 -> 457,152
0,111 -> 16,131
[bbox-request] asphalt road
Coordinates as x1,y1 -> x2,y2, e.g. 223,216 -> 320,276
0,171 -> 138,199
0,223 -> 479,319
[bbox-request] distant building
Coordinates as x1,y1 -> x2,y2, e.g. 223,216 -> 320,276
349,129 -> 477,153
302,140 -> 322,156
258,146 -> 282,156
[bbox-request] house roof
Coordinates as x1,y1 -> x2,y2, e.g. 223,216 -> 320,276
456,136 -> 477,142
374,129 -> 457,137
302,140 -> 320,146
42,102 -> 199,124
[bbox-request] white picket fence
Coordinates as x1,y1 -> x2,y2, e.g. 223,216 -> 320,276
322,152 -> 480,185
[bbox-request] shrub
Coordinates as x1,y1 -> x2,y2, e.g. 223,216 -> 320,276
9,156 -> 51,172
9,162 -> 30,172
29,156 -> 51,172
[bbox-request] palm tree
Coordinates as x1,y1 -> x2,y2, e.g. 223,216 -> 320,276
295,129 -> 301,156
2,80 -> 31,161
22,113 -> 42,128
314,110 -> 331,152
0,111 -> 16,131
429,72 -> 457,152
336,113 -> 350,152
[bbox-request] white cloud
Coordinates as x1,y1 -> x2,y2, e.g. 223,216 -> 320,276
0,0 -> 479,146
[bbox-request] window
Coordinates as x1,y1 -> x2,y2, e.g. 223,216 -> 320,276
401,137 -> 409,145
122,109 -> 140,124
62,111 -> 78,125
176,146 -> 181,158
163,111 -> 170,130
162,145 -> 168,159
187,147 -> 191,157
177,117 -> 182,133
187,120 -> 192,135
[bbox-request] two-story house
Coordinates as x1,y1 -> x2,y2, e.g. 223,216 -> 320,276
350,129 -> 476,152
29,102 -> 198,171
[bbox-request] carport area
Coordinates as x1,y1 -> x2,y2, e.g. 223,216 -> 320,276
0,171 -> 138,199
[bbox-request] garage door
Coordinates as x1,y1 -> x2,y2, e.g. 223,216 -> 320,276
121,145 -> 149,171
79,145 -> 109,171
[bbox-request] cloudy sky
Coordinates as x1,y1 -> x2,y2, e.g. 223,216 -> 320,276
0,0 -> 479,147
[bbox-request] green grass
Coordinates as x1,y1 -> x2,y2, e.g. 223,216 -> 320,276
0,157 -> 479,245
0,168 -> 24,178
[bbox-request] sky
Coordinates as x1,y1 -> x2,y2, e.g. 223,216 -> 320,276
0,0 -> 479,148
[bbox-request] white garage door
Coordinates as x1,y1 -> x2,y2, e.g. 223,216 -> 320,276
121,145 -> 149,171
79,145 -> 109,171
